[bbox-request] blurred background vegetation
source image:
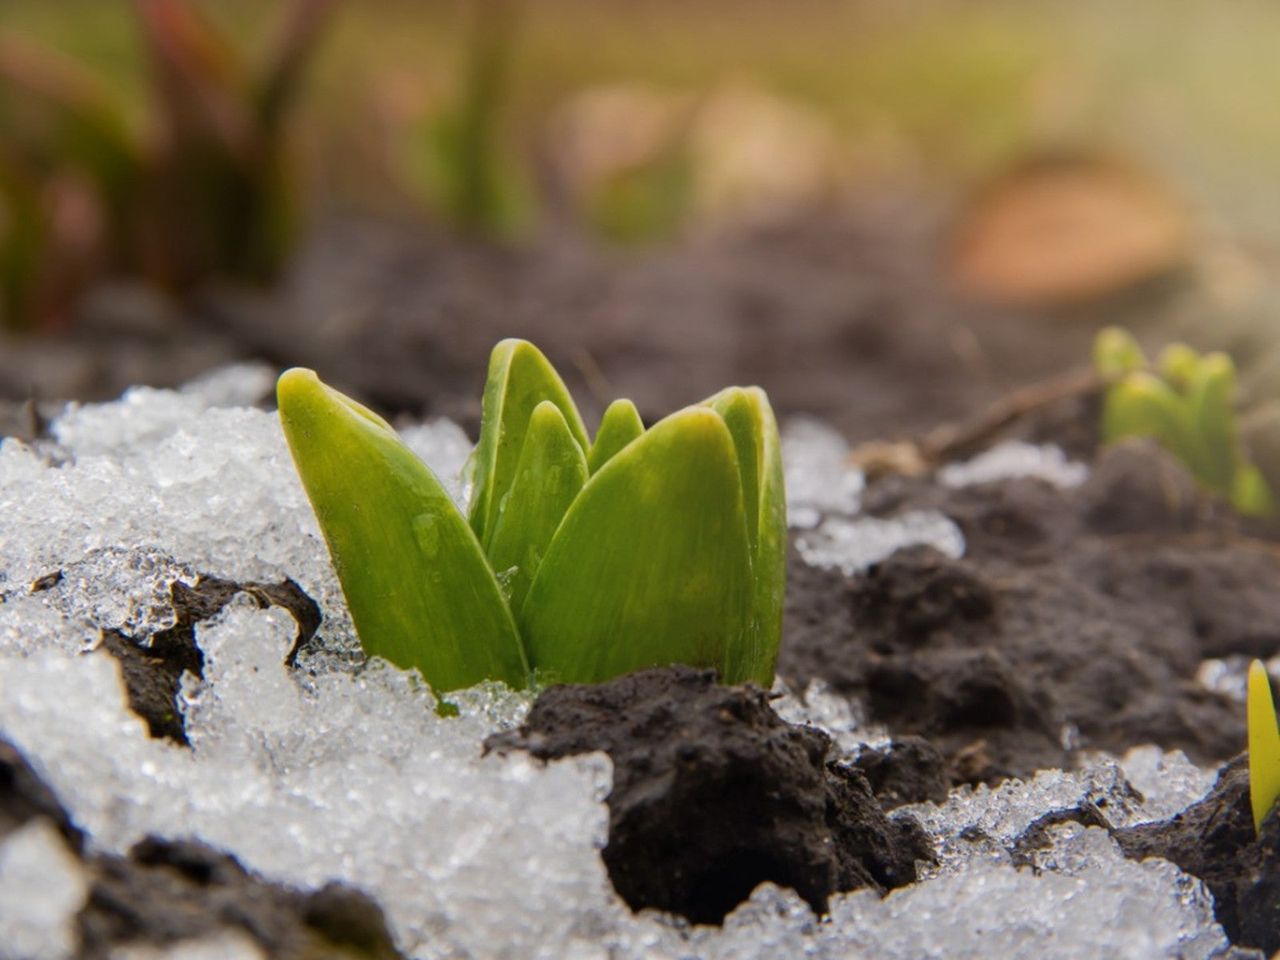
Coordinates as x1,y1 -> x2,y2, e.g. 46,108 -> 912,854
6,0 -> 1280,437
10,1 -> 1280,220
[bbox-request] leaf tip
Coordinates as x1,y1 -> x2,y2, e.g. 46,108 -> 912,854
277,365 -> 317,399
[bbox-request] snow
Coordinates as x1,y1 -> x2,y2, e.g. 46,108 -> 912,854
0,819 -> 88,960
0,367 -> 1236,958
109,931 -> 267,960
772,679 -> 871,756
1198,653 -> 1280,703
939,441 -> 1088,490
781,418 -> 967,572
780,417 -> 864,528
794,511 -> 966,575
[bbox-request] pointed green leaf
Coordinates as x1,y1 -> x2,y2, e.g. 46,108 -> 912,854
1248,659 -> 1280,834
1242,401 -> 1280,516
702,386 -> 786,685
588,398 -> 644,474
486,400 -> 588,615
277,368 -> 527,692
521,407 -> 752,685
468,340 -> 588,549
1156,342 -> 1201,395
1232,464 -> 1276,518
1093,327 -> 1146,381
1101,372 -> 1193,462
1188,352 -> 1238,495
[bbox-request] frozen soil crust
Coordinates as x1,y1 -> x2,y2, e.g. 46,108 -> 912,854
0,370 -> 1277,957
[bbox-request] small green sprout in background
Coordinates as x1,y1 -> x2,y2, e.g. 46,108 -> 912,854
1248,659 -> 1280,834
1093,327 -> 1276,516
278,338 -> 786,695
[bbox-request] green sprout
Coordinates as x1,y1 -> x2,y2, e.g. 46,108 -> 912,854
1093,327 -> 1276,516
1248,659 -> 1280,835
278,339 -> 786,694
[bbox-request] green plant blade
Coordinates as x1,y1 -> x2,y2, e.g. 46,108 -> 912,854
1156,342 -> 1200,395
521,407 -> 752,685
277,368 -> 527,692
486,400 -> 588,616
1242,400 -> 1280,516
1093,326 -> 1146,381
701,386 -> 786,685
468,339 -> 589,550
256,0 -> 337,131
1248,659 -> 1280,834
1101,372 -> 1193,462
588,398 -> 644,474
1231,464 -> 1276,518
1188,352 -> 1238,496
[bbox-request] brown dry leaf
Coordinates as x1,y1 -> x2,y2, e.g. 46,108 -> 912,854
948,153 -> 1191,308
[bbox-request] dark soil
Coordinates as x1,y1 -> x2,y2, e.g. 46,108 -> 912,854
31,571 -> 320,745
1115,757 -> 1280,954
779,438 -> 1280,786
0,739 -> 85,854
487,665 -> 932,925
0,737 -> 403,960
852,736 -> 951,808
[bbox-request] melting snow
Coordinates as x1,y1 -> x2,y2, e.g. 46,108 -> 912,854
793,511 -> 966,575
0,819 -> 88,960
780,418 -> 864,528
939,441 -> 1088,490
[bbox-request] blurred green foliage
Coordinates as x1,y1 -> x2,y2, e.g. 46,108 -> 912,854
585,148 -> 694,245
0,0 -> 333,330
9,1 -> 1280,318
411,0 -> 533,239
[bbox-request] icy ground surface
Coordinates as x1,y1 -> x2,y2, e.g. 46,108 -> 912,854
0,370 -> 1237,959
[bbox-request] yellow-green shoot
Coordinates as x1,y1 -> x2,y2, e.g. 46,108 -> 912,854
1248,659 -> 1280,835
278,339 -> 786,694
1094,327 -> 1275,517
